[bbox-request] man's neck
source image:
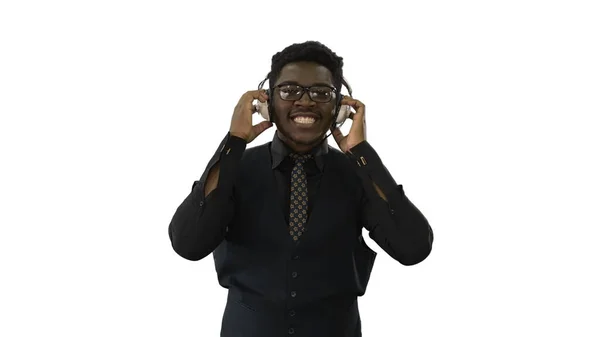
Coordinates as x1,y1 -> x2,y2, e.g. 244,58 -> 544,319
276,130 -> 325,154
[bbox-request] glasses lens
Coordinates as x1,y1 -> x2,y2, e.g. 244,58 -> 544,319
278,85 -> 303,100
309,86 -> 334,102
277,85 -> 334,102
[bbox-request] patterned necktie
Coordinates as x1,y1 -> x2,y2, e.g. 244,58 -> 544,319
289,153 -> 312,241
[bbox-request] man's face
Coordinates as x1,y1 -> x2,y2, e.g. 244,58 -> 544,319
271,61 -> 337,150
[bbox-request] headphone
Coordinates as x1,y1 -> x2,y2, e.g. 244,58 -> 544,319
253,75 -> 354,138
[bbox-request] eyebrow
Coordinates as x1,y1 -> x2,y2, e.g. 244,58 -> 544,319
277,80 -> 334,88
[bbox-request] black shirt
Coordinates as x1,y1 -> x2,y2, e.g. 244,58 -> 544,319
169,131 -> 434,266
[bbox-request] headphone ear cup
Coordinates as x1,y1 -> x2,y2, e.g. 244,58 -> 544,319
335,105 -> 352,124
255,101 -> 270,121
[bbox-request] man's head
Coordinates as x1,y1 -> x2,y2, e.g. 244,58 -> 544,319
266,41 -> 344,153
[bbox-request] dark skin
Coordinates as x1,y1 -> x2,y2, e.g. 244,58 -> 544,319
271,61 -> 338,154
270,61 -> 386,200
213,61 -> 387,201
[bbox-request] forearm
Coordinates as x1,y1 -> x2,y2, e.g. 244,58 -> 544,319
168,133 -> 247,261
348,140 -> 434,265
204,162 -> 220,197
366,188 -> 433,265
168,182 -> 234,261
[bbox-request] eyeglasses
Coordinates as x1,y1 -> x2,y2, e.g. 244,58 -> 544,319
274,84 -> 337,103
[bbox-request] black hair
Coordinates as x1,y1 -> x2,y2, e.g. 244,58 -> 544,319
267,41 -> 344,92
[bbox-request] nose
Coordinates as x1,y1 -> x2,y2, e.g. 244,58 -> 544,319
294,91 -> 315,106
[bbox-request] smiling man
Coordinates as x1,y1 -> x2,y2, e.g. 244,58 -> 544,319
168,41 -> 434,337
271,61 -> 340,153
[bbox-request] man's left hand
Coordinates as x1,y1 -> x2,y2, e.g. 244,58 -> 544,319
331,96 -> 366,153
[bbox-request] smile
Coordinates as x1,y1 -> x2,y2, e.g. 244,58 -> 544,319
292,116 -> 317,124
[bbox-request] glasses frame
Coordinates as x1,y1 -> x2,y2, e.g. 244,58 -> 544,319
274,84 -> 338,103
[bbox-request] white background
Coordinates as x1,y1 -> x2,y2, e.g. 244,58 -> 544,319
1,0 -> 599,336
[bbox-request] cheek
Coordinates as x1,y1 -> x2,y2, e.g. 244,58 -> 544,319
272,101 -> 291,117
324,104 -> 337,119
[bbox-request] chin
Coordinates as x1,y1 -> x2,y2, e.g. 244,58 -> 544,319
280,126 -> 327,147
292,133 -> 323,146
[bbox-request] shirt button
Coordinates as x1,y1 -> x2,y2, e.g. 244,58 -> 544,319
390,208 -> 395,214
291,291 -> 297,297
288,328 -> 295,334
199,201 -> 204,207
291,272 -> 298,278
292,255 -> 299,260
289,310 -> 296,317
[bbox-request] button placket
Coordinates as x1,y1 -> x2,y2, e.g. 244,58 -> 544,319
287,252 -> 300,333
289,256 -> 299,299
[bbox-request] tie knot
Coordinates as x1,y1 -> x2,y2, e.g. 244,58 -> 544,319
290,153 -> 312,163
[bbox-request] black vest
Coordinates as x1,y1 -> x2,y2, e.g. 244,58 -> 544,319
213,142 -> 377,337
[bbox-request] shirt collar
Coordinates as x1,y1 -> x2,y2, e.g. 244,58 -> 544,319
271,131 -> 328,171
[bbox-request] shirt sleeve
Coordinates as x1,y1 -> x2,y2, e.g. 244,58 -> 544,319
346,140 -> 434,266
168,132 -> 247,261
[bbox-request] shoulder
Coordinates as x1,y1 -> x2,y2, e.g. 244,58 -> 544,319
327,145 -> 354,166
243,141 -> 270,155
326,145 -> 359,176
325,145 -> 364,198
327,145 -> 345,158
238,141 -> 271,167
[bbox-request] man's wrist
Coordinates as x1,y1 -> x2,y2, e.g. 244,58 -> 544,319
229,132 -> 248,143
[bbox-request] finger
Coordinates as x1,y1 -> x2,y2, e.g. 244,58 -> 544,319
340,96 -> 365,112
257,90 -> 269,103
238,90 -> 268,107
340,95 -> 357,105
253,120 -> 273,136
346,100 -> 365,122
234,91 -> 267,120
331,127 -> 345,145
343,98 -> 365,127
247,89 -> 268,100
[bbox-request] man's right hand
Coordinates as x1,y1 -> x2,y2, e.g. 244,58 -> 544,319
229,90 -> 273,143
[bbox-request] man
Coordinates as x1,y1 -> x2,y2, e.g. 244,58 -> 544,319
168,41 -> 433,337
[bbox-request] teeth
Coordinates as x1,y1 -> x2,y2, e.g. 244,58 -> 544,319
293,116 -> 316,124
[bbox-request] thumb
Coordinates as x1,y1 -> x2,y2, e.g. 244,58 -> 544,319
331,127 -> 344,145
252,121 -> 273,137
